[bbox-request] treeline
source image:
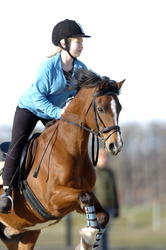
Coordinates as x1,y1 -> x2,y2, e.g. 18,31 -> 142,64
108,122 -> 166,205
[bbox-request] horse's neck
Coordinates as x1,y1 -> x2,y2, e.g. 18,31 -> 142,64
41,88 -> 93,156
41,116 -> 89,158
57,88 -> 93,154
59,116 -> 90,155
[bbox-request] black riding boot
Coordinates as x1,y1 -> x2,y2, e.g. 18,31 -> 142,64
0,188 -> 13,214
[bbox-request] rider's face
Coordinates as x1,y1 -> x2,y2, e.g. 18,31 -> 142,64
69,37 -> 84,58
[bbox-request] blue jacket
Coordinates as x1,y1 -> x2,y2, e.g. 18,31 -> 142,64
18,52 -> 87,119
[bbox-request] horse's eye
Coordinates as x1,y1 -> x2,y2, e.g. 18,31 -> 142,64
97,107 -> 104,113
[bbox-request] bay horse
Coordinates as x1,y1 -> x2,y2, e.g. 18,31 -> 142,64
0,69 -> 124,250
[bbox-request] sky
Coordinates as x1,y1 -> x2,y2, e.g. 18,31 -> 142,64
0,0 -> 166,127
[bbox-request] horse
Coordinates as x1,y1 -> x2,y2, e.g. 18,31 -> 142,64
0,69 -> 124,250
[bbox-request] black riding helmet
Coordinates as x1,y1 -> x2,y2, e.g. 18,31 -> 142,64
52,19 -> 91,58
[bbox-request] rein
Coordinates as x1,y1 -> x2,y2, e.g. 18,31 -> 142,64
60,117 -> 119,166
60,94 -> 120,166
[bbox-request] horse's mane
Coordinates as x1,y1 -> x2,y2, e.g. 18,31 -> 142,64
45,70 -> 120,129
74,69 -> 120,96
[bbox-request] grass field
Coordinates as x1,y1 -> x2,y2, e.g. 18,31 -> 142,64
0,203 -> 166,249
37,203 -> 166,249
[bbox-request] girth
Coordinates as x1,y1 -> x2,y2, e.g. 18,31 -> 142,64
21,180 -> 60,220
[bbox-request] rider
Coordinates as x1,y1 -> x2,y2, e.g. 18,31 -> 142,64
0,19 -> 91,214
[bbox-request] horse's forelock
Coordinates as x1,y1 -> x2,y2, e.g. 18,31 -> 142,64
95,77 -> 120,96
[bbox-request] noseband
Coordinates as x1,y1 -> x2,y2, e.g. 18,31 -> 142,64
60,93 -> 121,166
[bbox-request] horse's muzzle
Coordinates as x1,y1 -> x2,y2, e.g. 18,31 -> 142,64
105,136 -> 123,155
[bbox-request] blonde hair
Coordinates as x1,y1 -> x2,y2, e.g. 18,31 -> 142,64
47,46 -> 62,58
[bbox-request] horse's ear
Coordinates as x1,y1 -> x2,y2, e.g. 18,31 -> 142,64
116,79 -> 125,89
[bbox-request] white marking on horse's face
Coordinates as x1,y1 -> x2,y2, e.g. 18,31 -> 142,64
110,98 -> 118,125
106,98 -> 123,154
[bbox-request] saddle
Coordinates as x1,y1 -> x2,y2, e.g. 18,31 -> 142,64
0,133 -> 40,185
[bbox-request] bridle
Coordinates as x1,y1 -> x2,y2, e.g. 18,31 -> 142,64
60,90 -> 121,166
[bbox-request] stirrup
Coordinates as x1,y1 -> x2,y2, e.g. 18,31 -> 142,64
1,191 -> 14,210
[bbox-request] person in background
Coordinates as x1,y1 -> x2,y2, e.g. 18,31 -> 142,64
94,148 -> 120,250
0,19 -> 90,214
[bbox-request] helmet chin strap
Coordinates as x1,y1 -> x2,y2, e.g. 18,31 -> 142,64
59,38 -> 76,60
67,50 -> 75,60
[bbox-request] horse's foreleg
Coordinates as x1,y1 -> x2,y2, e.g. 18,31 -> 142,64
49,186 -> 88,215
93,194 -> 110,249
78,192 -> 109,249
75,227 -> 99,250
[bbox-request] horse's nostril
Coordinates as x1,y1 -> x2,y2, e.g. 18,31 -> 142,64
109,143 -> 114,151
